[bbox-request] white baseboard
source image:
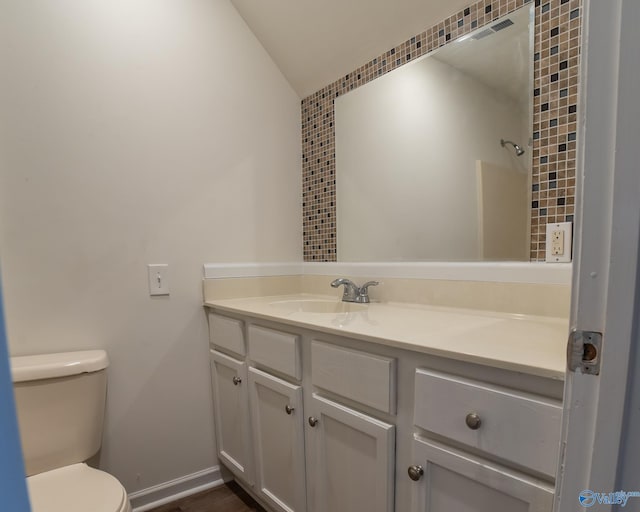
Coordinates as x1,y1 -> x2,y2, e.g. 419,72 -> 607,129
129,466 -> 223,512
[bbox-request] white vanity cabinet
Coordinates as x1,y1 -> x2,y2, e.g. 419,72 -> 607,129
246,324 -> 307,512
207,309 -> 563,512
210,314 -> 308,512
208,313 -> 254,484
408,368 -> 561,512
305,340 -> 396,512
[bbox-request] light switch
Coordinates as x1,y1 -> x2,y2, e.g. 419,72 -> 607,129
545,222 -> 572,262
147,264 -> 170,296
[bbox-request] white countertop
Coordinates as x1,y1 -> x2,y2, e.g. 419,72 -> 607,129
204,294 -> 569,380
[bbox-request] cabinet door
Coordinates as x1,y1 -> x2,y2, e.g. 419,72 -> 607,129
249,368 -> 307,512
210,350 -> 253,484
308,395 -> 395,512
409,437 -> 554,512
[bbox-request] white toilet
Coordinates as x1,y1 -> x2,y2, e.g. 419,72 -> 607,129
11,350 -> 132,512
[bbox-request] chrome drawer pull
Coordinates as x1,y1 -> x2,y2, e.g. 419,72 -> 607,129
232,376 -> 242,386
465,412 -> 482,430
285,405 -> 295,415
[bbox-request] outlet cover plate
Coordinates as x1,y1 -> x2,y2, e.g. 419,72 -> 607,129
546,222 -> 572,263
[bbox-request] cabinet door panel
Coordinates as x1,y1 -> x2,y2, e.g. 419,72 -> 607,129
410,437 -> 553,512
210,350 -> 253,484
249,368 -> 307,512
310,395 -> 395,512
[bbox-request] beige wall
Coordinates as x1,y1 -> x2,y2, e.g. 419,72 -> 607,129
0,0 -> 301,493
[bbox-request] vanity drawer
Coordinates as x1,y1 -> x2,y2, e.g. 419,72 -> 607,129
311,341 -> 396,414
413,369 -> 562,478
208,313 -> 245,357
247,325 -> 301,380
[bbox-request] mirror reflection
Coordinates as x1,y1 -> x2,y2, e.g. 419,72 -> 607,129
336,6 -> 533,262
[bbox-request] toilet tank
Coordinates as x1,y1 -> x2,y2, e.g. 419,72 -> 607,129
11,350 -> 109,477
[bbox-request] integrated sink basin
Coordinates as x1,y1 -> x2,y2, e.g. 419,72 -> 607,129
269,299 -> 368,314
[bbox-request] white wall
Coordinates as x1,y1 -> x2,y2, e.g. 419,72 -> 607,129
0,0 -> 301,493
336,56 -> 528,262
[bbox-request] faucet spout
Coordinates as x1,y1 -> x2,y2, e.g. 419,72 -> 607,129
330,278 -> 360,302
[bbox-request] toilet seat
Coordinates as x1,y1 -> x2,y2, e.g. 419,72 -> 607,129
27,463 -> 131,512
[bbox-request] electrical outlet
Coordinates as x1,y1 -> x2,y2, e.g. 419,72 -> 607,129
546,222 -> 572,262
551,229 -> 564,255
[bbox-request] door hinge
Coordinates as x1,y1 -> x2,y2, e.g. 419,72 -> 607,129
567,330 -> 602,375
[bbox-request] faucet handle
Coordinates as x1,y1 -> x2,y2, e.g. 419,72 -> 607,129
357,281 -> 379,303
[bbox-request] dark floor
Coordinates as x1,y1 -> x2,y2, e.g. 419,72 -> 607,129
148,482 -> 266,512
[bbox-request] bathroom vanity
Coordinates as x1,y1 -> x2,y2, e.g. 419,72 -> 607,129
204,292 -> 567,512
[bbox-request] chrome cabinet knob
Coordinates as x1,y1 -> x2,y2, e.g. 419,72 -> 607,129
232,376 -> 242,386
408,465 -> 424,481
465,412 -> 482,430
285,405 -> 295,415
308,416 -> 319,427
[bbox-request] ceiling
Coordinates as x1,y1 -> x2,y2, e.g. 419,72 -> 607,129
230,0 -> 474,98
432,6 -> 531,106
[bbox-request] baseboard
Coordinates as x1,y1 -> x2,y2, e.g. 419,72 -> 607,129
129,466 -> 223,512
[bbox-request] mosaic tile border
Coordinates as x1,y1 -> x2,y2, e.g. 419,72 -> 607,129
301,0 -> 582,262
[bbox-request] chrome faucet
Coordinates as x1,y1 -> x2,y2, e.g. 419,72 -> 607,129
330,278 -> 379,304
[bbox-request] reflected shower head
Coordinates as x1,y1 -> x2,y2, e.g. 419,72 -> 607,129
500,138 -> 525,157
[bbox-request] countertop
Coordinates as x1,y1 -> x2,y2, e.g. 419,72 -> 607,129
204,294 -> 569,380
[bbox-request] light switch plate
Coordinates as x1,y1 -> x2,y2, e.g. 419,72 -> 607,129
545,222 -> 572,262
147,264 -> 170,296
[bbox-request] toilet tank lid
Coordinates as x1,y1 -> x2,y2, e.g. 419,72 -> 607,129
11,350 -> 109,383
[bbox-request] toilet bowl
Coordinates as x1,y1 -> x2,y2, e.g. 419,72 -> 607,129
11,350 -> 132,512
27,464 -> 131,512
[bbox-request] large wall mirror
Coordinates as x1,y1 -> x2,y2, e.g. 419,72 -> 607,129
336,6 -> 533,262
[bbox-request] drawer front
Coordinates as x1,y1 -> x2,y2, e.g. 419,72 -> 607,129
248,325 -> 301,380
311,341 -> 396,414
414,369 -> 562,478
209,313 -> 245,356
